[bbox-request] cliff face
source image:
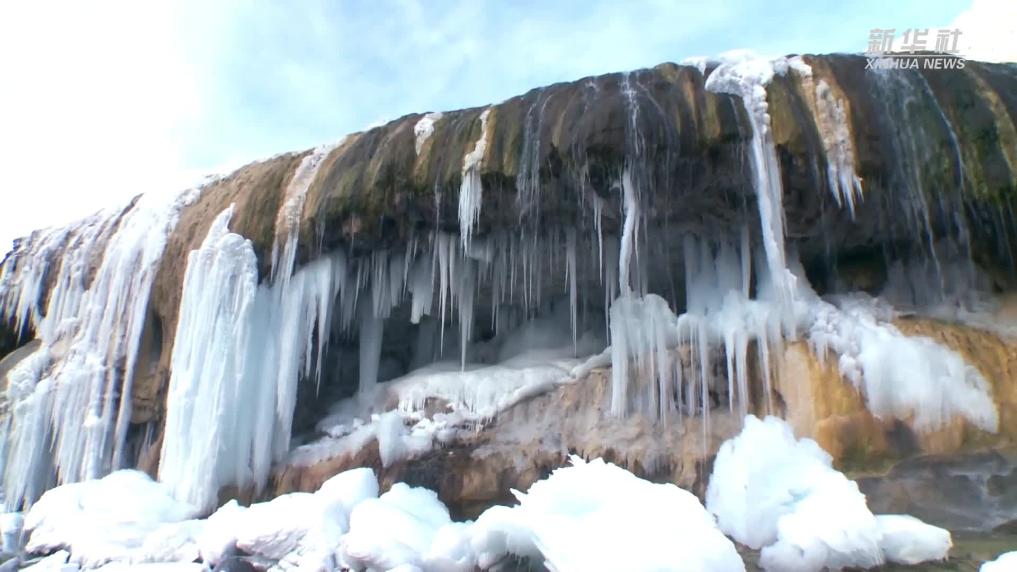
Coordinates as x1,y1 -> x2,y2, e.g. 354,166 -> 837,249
1,53 -> 1017,518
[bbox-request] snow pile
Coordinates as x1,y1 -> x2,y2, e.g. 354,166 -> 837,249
196,467 -> 381,571
497,456 -> 745,572
340,483 -> 475,571
16,451 -> 957,572
20,468 -> 381,571
982,551 -> 1017,571
24,471 -> 198,569
22,550 -> 75,571
707,416 -> 951,571
337,456 -> 744,572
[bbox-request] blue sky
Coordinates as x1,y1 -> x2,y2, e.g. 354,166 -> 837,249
0,0 -> 1007,251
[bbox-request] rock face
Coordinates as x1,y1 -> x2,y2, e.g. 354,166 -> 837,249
1,53 -> 1017,522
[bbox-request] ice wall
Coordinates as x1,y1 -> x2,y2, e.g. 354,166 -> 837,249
0,189 -> 198,509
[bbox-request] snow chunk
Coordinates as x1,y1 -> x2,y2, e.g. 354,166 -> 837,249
876,515 -> 951,565
199,468 -> 378,570
708,416 -> 956,571
235,493 -> 319,561
316,467 -> 379,515
132,520 -> 204,565
24,471 -> 198,568
707,416 -> 883,571
982,551 -> 1017,571
339,483 -> 464,571
195,500 -> 245,566
479,456 -> 745,572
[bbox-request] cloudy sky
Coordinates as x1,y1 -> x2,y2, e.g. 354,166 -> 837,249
0,0 -> 1012,251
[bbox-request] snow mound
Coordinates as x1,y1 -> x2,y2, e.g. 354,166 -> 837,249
338,457 -> 743,571
21,468 -> 380,570
24,470 -> 198,568
339,482 -> 473,571
207,467 -> 380,570
479,456 -> 745,572
707,416 -> 951,571
982,551 -> 1017,571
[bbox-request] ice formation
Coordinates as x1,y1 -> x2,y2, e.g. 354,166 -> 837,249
807,78 -> 864,215
289,306 -> 603,471
707,416 -> 951,571
270,141 -> 340,280
704,51 -> 801,306
804,292 -> 999,433
157,207 -> 260,511
160,206 -> 349,511
458,108 -> 492,248
0,189 -> 197,509
413,112 -> 443,155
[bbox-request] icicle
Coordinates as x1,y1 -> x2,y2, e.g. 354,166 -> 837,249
158,205 -> 259,511
457,259 -> 476,369
618,169 -> 640,295
591,194 -> 606,279
159,208 -> 348,511
358,304 -> 384,393
271,141 -> 339,282
609,294 -> 680,417
566,229 -> 578,355
458,108 -> 492,248
1,188 -> 197,510
0,209 -> 122,343
814,80 -> 863,216
408,255 -> 434,324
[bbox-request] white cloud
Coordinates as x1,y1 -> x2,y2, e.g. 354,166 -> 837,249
0,0 -> 201,251
947,0 -> 1017,62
